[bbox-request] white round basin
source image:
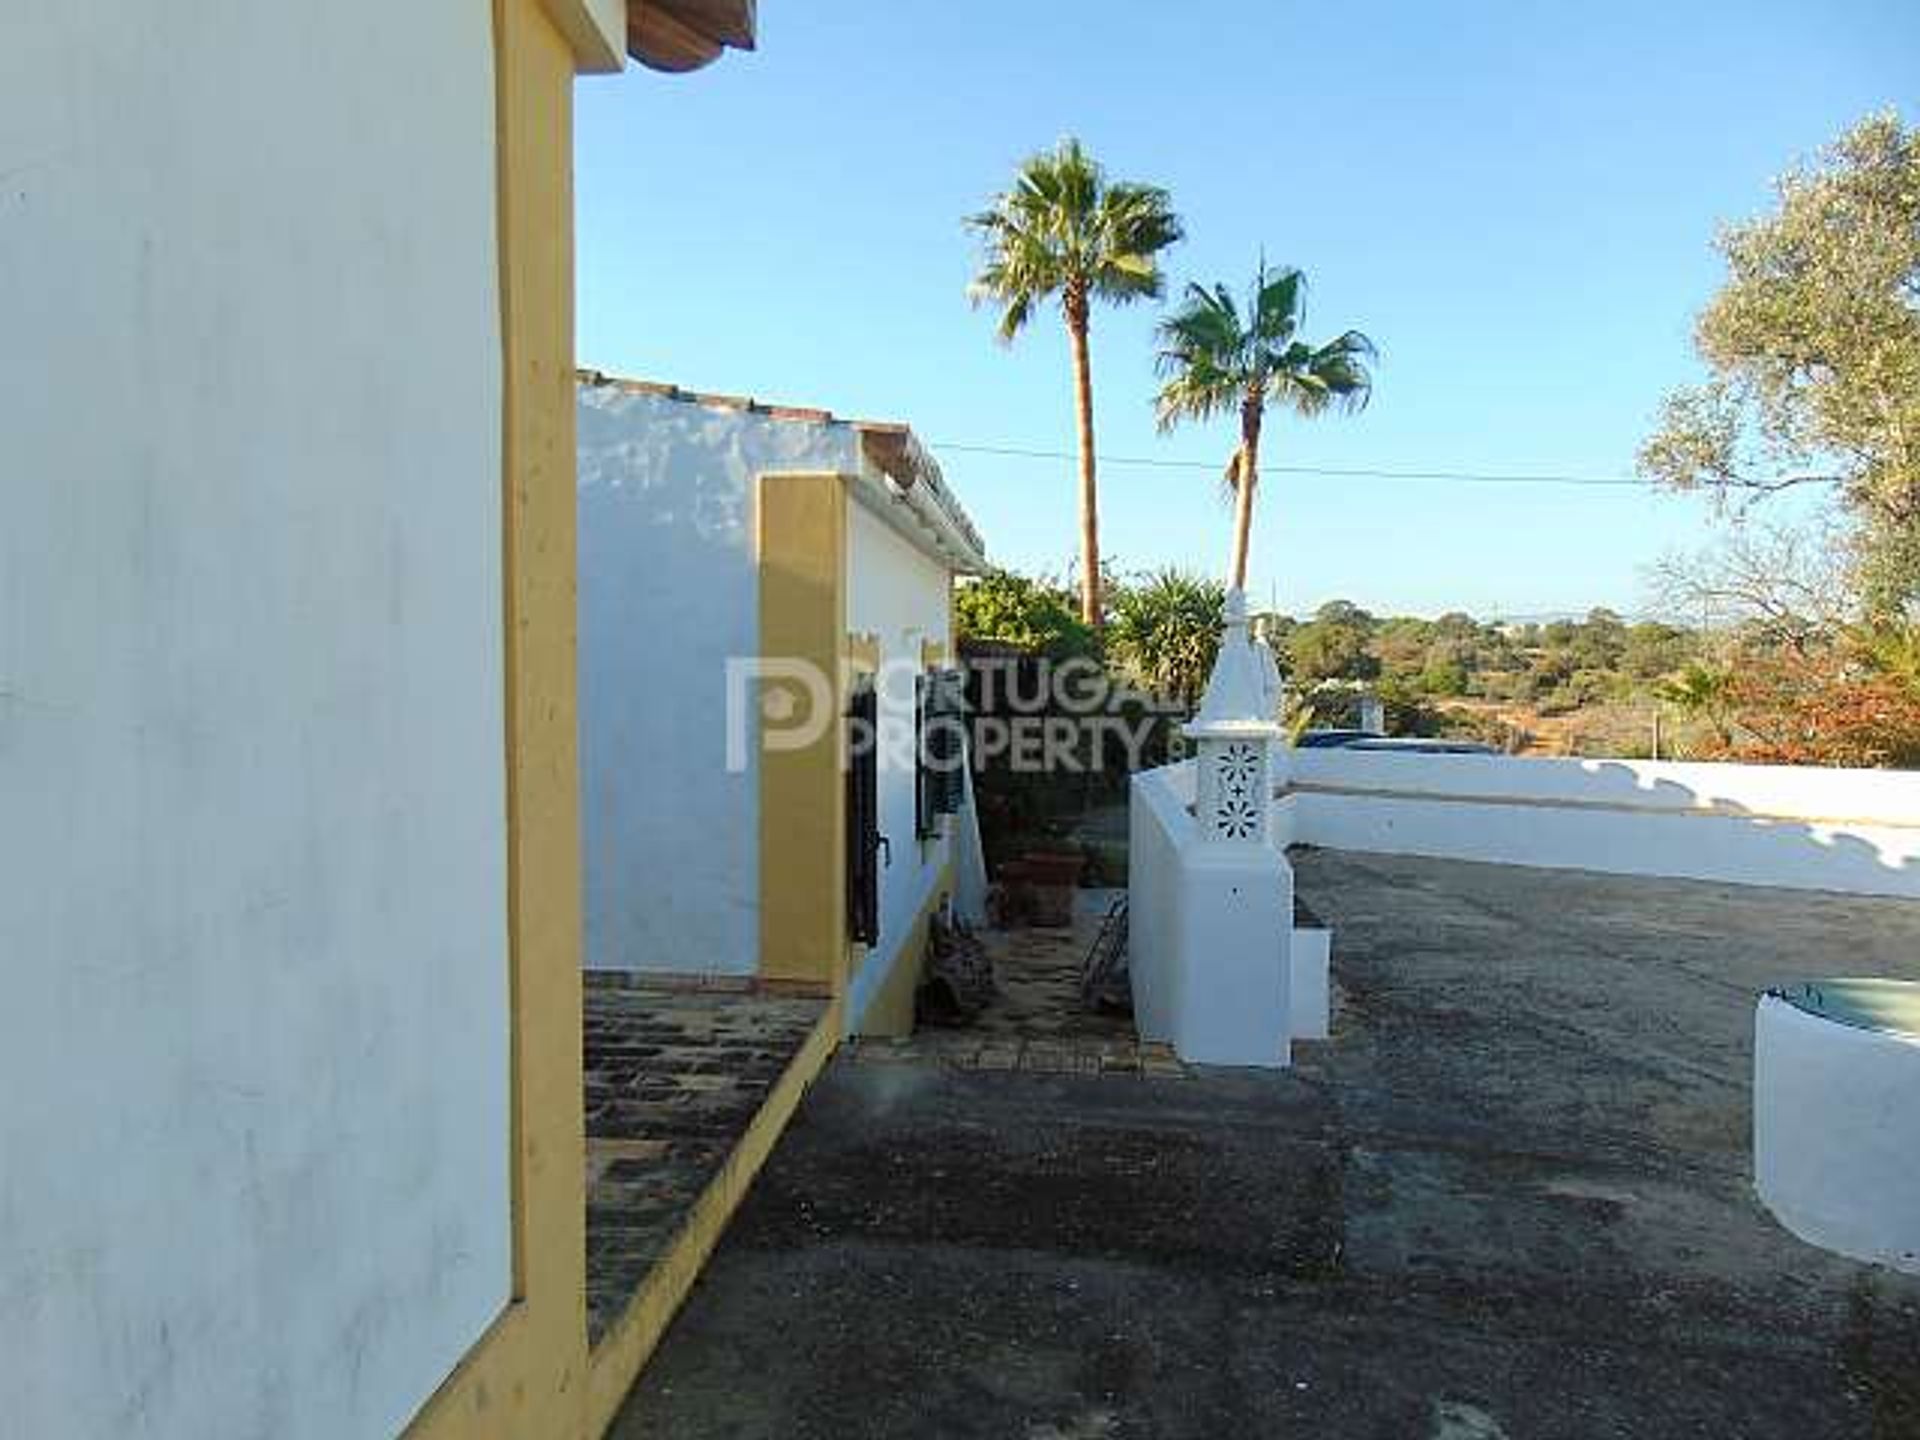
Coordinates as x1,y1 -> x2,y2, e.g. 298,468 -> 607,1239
1754,979 -> 1920,1274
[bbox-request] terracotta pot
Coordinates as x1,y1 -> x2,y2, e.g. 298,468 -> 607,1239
1019,850 -> 1085,886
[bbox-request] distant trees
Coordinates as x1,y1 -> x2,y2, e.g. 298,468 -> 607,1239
1714,651 -> 1920,768
1638,111 -> 1920,622
967,140 -> 1184,627
956,559 -> 1920,766
1153,261 -> 1375,590
1636,112 -> 1920,766
1285,601 -> 1381,683
1649,519 -> 1851,655
1655,664 -> 1734,749
1419,657 -> 1470,697
1619,621 -> 1696,681
1277,603 -> 1708,717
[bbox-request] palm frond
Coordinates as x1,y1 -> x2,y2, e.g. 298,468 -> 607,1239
995,291 -> 1035,344
1250,265 -> 1307,348
1218,446 -> 1246,505
1155,257 -> 1378,457
965,138 -> 1182,341
1154,366 -> 1239,430
1153,282 -> 1248,426
1088,180 -> 1183,303
1305,330 -> 1378,412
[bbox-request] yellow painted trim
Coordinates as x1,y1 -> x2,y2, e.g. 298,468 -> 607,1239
584,998 -> 844,1434
845,631 -> 881,674
539,0 -> 625,73
855,860 -> 955,1038
403,2 -> 588,1435
756,471 -> 853,990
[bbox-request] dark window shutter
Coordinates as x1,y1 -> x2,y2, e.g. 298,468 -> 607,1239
915,672 -> 932,839
931,668 -> 967,816
917,667 -> 968,836
846,679 -> 880,945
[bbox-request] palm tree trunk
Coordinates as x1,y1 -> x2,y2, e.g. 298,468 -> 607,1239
1067,296 -> 1102,626
1227,402 -> 1262,591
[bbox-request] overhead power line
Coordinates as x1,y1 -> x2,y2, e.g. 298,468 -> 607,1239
927,440 -> 1652,489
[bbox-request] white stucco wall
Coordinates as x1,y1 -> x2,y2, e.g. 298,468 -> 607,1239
1754,996 -> 1920,1274
576,385 -> 858,974
1127,761 -> 1294,1068
1,9 -> 510,1438
1288,751 -> 1920,898
1128,764 -> 1197,1045
845,499 -> 957,1030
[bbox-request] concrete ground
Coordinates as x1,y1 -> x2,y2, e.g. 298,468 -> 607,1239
609,852 -> 1920,1439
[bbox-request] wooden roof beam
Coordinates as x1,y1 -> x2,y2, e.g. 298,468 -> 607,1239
628,0 -> 756,73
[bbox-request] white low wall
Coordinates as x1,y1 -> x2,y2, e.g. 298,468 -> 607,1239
1754,996 -> 1920,1273
1289,751 -> 1920,898
1128,763 -> 1293,1067
1128,764 -> 1195,1044
1128,745 -> 1920,1070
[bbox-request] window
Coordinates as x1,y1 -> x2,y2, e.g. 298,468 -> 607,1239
846,678 -> 881,945
916,666 -> 967,839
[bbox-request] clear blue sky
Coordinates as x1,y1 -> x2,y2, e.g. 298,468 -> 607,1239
576,1 -> 1917,620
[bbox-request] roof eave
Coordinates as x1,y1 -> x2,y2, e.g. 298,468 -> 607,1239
628,0 -> 756,72
857,428 -> 990,576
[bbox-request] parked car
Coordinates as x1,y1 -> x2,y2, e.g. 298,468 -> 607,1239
1345,736 -> 1498,755
1295,728 -> 1374,749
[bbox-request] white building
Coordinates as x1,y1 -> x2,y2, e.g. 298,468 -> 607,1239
1,4 -> 770,1437
577,375 -> 989,1034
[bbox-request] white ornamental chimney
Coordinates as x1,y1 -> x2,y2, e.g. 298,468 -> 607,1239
1251,616 -> 1283,721
1185,589 -> 1284,846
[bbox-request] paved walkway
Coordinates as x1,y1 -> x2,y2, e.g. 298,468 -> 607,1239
584,979 -> 826,1343
610,854 -> 1920,1438
847,891 -> 1184,1078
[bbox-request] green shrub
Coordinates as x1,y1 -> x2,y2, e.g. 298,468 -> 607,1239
954,570 -> 1096,658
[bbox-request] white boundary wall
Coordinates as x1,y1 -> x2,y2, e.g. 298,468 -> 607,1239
1290,751 -> 1920,898
2,7 -> 510,1436
1131,747 -> 1920,1068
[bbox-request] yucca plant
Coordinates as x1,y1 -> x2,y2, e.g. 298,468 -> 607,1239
1155,260 -> 1376,590
968,139 -> 1183,626
1108,568 -> 1226,710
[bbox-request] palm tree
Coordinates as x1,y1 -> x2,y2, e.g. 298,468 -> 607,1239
1155,261 -> 1376,591
967,139 -> 1183,626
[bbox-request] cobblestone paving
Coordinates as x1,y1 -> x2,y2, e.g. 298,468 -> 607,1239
584,979 -> 827,1345
848,890 -> 1187,1078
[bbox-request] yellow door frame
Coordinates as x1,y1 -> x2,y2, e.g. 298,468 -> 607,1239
755,471 -> 856,994
403,0 -> 593,1433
